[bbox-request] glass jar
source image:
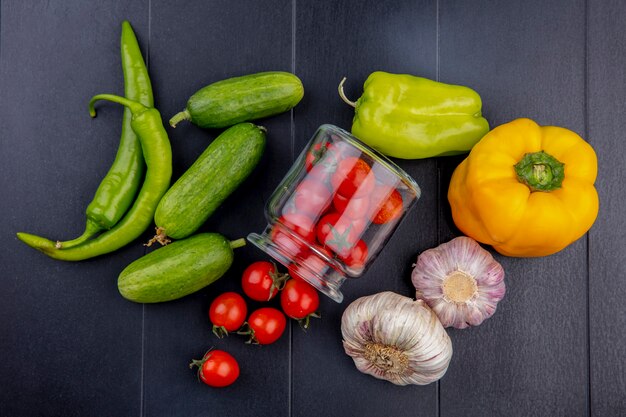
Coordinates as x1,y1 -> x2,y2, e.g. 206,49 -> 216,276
248,124 -> 420,302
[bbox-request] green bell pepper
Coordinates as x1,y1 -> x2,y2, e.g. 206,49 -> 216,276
339,71 -> 490,159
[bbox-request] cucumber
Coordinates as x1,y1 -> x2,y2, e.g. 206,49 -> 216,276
169,71 -> 304,128
150,123 -> 265,245
118,234 -> 246,303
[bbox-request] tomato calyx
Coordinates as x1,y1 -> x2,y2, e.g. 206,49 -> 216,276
236,321 -> 282,345
265,262 -> 290,301
324,223 -> 355,255
211,325 -> 230,339
189,347 -> 215,382
307,141 -> 330,169
236,322 -> 260,345
297,311 -> 321,331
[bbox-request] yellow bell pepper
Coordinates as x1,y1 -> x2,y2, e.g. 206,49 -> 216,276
447,118 -> 599,257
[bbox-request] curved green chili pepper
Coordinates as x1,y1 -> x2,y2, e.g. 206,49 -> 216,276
58,21 -> 153,249
17,94 -> 172,261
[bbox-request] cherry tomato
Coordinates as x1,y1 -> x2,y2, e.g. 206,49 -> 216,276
332,193 -> 370,219
306,140 -> 360,182
292,178 -> 332,217
338,239 -> 368,270
316,212 -> 365,256
279,213 -> 316,241
190,349 -> 240,388
270,226 -> 308,260
281,279 -> 320,329
306,143 -> 342,182
327,139 -> 358,159
209,292 -> 248,338
241,261 -> 288,302
330,157 -> 376,198
246,307 -> 287,345
288,248 -> 332,284
270,213 -> 316,260
305,141 -> 331,172
370,186 -> 404,224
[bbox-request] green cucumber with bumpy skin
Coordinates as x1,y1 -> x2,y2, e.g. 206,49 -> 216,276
169,71 -> 304,128
149,123 -> 265,245
118,233 -> 245,303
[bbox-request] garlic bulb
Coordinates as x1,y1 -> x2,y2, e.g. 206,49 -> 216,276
411,236 -> 506,329
341,291 -> 452,386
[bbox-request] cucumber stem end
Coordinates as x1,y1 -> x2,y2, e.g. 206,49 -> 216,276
169,109 -> 191,128
145,227 -> 171,247
229,238 -> 246,250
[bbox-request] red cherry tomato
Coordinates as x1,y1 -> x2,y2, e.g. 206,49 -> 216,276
279,213 -> 316,241
190,349 -> 240,388
241,261 -> 288,302
288,248 -> 332,284
209,292 -> 248,338
305,141 -> 331,172
306,144 -> 340,182
332,193 -> 370,219
292,178 -> 332,218
280,279 -> 320,329
327,140 -> 358,159
370,186 -> 404,224
306,140 -> 360,183
338,239 -> 368,270
316,212 -> 365,256
270,213 -> 317,260
270,226 -> 308,260
247,307 -> 287,345
330,157 -> 376,198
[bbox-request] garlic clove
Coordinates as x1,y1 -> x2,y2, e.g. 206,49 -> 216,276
341,291 -> 452,386
411,236 -> 506,329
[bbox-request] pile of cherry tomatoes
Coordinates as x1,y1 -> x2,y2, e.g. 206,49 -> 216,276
189,260 -> 320,388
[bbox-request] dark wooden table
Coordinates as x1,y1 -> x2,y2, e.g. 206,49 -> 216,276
2,1 -> 624,416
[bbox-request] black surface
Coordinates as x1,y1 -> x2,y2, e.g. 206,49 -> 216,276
1,1 -> 624,416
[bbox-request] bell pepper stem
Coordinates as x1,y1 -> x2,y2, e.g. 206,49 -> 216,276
338,77 -> 357,108
514,151 -> 565,192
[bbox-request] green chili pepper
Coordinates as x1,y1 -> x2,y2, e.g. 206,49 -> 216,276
339,71 -> 490,159
58,21 -> 153,249
17,95 -> 172,261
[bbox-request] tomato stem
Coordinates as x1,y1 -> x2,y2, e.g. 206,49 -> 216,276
298,311 -> 321,331
189,348 -> 215,383
235,323 -> 258,344
268,262 -> 290,300
212,325 -> 229,339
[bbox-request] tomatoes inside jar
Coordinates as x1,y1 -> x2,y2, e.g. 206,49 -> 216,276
249,125 -> 421,304
271,139 -> 407,269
